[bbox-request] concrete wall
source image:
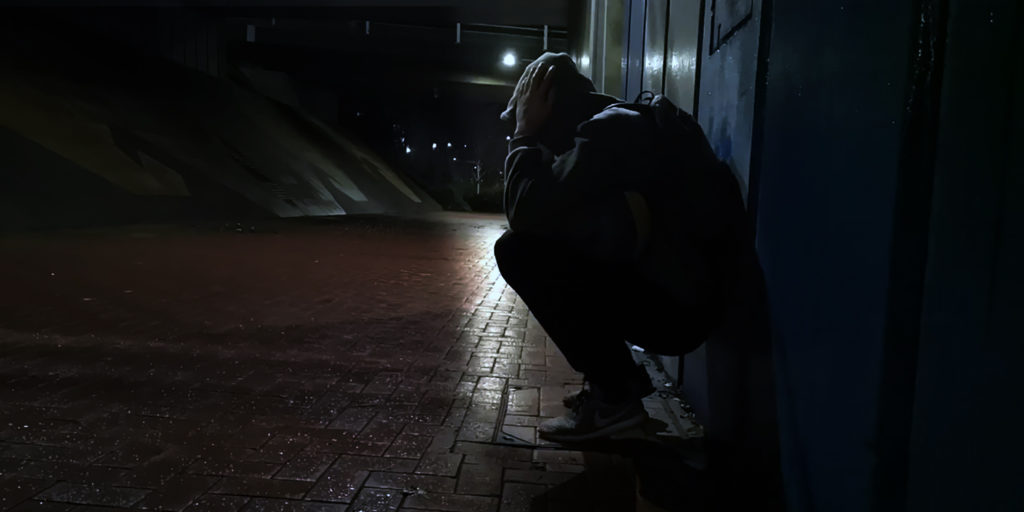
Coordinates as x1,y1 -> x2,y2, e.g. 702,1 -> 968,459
688,2 -> 782,504
680,0 -> 767,426
696,0 -> 760,202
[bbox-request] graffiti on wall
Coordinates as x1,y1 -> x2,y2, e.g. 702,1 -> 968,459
709,0 -> 754,54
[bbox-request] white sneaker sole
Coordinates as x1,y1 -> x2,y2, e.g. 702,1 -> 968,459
538,411 -> 648,443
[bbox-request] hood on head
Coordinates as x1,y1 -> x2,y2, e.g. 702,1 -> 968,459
500,52 -> 616,123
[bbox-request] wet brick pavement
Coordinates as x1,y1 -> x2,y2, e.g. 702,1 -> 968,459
0,214 -> 637,511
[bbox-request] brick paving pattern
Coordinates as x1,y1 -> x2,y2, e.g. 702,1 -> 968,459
0,214 -> 637,511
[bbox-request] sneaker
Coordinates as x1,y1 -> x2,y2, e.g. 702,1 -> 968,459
561,365 -> 656,410
562,387 -> 589,410
539,394 -> 648,443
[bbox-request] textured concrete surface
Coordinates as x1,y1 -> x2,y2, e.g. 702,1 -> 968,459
0,213 -> 648,511
0,28 -> 439,232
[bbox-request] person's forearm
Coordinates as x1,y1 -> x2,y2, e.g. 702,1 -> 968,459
503,136 -> 561,236
503,135 -> 640,261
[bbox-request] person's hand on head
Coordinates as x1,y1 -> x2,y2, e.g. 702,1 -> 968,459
514,63 -> 557,138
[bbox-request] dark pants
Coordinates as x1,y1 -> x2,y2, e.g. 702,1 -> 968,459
493,230 -> 682,393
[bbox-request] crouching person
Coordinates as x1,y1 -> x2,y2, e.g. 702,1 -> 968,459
494,53 -> 757,443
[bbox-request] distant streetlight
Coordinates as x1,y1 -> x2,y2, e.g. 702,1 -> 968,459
432,143 -> 437,150
405,146 -> 412,154
447,142 -> 452,148
502,51 -> 517,67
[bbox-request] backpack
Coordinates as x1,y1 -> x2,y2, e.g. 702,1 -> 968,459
621,93 -> 752,349
643,92 -> 748,249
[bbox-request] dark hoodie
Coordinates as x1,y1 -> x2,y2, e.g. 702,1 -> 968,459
501,52 -> 650,262
501,53 -> 739,341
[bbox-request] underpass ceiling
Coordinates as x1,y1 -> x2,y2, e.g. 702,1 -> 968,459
219,7 -> 570,100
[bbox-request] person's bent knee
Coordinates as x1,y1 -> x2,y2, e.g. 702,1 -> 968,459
493,230 -> 523,284
493,230 -> 515,259
494,230 -> 550,288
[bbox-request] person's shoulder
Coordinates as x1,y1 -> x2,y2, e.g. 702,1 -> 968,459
577,104 -> 653,140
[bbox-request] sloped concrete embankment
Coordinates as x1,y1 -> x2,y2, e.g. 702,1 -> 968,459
0,31 -> 438,231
